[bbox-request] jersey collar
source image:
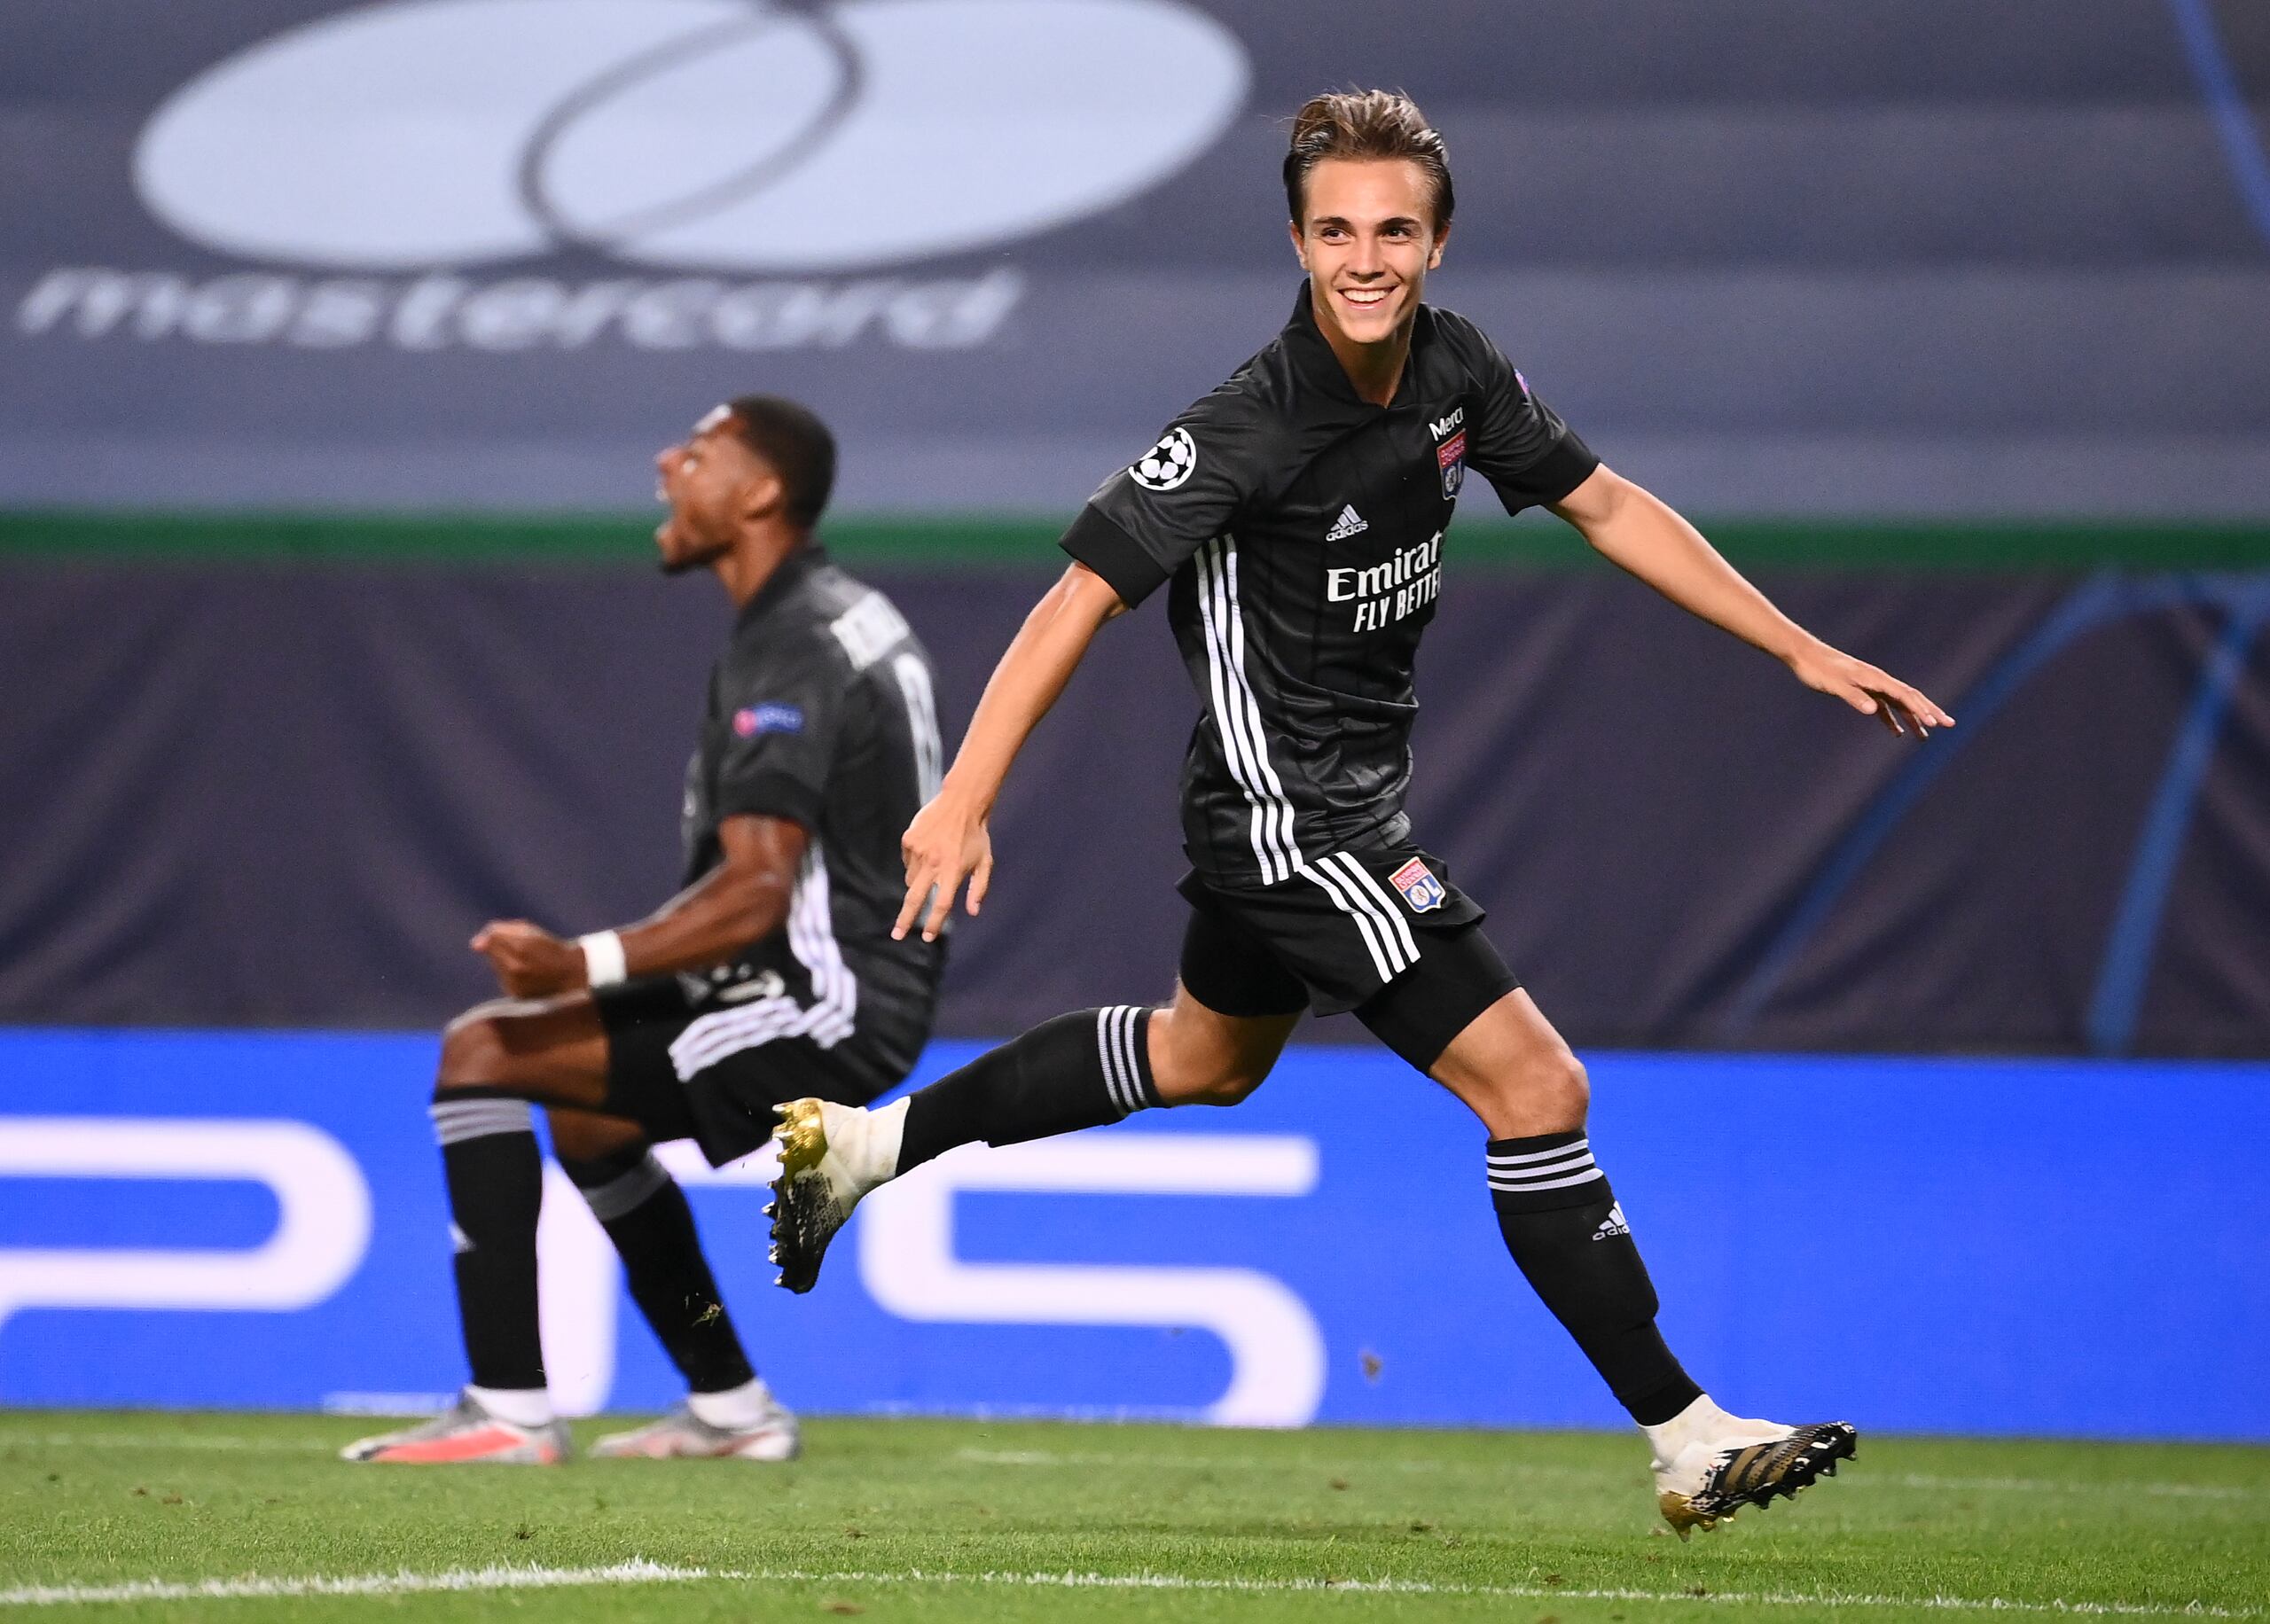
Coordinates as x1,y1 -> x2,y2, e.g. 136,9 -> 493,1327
737,542 -> 828,628
1281,281 -> 1433,410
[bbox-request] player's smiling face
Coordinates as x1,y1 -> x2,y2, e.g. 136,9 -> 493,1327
1290,157 -> 1447,353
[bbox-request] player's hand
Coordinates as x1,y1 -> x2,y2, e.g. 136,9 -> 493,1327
471,919 -> 585,997
895,792 -> 993,943
1786,639 -> 1955,738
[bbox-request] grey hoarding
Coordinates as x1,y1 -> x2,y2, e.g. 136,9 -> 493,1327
4,0 -> 2268,518
4,559 -> 2263,1054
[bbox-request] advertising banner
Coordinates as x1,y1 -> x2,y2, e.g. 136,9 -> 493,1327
3,1029 -> 2264,1441
4,0 -> 2267,516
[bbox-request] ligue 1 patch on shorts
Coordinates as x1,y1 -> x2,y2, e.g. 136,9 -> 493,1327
1436,430 -> 1466,498
1389,856 -> 1447,912
732,702 -> 804,738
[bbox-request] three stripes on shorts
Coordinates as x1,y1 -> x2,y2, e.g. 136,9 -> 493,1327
1301,851 -> 1420,984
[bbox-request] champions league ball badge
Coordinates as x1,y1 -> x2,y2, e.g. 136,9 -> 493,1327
1131,427 -> 1198,491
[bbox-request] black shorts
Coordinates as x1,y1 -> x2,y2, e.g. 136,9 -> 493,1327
1177,842 -> 1521,1073
593,961 -> 901,1167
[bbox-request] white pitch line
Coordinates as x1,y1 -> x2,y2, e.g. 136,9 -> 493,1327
0,1561 -> 709,1608
0,1563 -> 2255,1618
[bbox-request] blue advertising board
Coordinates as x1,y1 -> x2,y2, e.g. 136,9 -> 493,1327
1,1028 -> 2264,1440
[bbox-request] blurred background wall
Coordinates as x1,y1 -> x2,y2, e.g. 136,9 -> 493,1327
4,0 -> 2266,1051
2,0 -> 2266,1431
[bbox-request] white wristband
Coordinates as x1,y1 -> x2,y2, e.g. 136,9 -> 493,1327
577,931 -> 628,988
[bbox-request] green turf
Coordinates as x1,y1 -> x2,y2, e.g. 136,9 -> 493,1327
1,1414 -> 2263,1620
5,509 -> 2270,570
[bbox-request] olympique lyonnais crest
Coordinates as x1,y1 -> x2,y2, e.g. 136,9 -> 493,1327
1389,856 -> 1447,912
1436,430 -> 1466,498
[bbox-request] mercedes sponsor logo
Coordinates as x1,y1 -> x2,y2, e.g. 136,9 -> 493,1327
133,0 -> 1248,275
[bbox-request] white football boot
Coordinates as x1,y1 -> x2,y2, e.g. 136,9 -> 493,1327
1645,1395 -> 1858,1537
340,1391 -> 569,1465
766,1097 -> 906,1293
591,1396 -> 801,1461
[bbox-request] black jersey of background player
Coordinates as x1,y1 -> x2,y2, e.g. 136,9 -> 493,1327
680,545 -> 945,1080
1061,286 -> 1599,886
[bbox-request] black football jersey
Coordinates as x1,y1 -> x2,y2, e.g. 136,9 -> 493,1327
681,546 -> 945,1073
1060,286 -> 1599,887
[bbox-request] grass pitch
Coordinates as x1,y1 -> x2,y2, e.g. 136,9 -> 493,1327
0,1413 -> 2263,1621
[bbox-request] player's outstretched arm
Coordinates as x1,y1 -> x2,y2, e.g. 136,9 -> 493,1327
894,561 -> 1126,943
471,815 -> 806,996
1549,465 -> 1956,738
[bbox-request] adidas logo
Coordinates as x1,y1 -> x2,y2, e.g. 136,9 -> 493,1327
1326,504 -> 1369,542
1592,1202 -> 1630,1241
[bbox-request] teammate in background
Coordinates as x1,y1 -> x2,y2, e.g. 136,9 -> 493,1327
346,397 -> 945,1465
766,94 -> 1954,1534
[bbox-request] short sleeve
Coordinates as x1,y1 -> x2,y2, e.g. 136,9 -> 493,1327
1462,328 -> 1599,514
712,640 -> 845,831
1060,386 -> 1272,607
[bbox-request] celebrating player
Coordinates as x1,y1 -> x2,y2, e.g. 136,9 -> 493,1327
346,398 -> 946,1465
768,92 -> 1953,1532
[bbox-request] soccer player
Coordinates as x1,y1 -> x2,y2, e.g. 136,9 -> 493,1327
345,397 -> 945,1465
767,92 -> 1955,1533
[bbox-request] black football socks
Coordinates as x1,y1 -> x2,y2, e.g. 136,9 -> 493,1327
1487,1129 -> 1702,1426
560,1145 -> 756,1394
896,1005 -> 1159,1175
429,1089 -> 547,1395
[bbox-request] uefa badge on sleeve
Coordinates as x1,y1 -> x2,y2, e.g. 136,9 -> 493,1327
732,703 -> 804,738
1131,427 -> 1198,491
1389,856 -> 1447,912
1436,430 -> 1466,499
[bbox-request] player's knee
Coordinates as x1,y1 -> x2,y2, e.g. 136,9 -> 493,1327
436,1010 -> 513,1089
1465,1045 -> 1587,1133
1179,1065 -> 1268,1107
1525,1050 -> 1588,1124
1148,1003 -> 1275,1106
1169,1041 -> 1275,1106
547,1108 -> 645,1164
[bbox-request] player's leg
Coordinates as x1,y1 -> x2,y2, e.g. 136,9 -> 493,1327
1421,984 -> 1700,1419
542,1107 -> 794,1460
548,1109 -> 753,1402
344,995 -> 611,1464
888,985 -> 1300,1171
768,902 -> 1306,1291
1386,964 -> 1854,1534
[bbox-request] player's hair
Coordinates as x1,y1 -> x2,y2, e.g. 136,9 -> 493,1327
1283,90 -> 1454,233
725,394 -> 837,532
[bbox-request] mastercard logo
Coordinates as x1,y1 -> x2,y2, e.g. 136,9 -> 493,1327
135,0 -> 1248,274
